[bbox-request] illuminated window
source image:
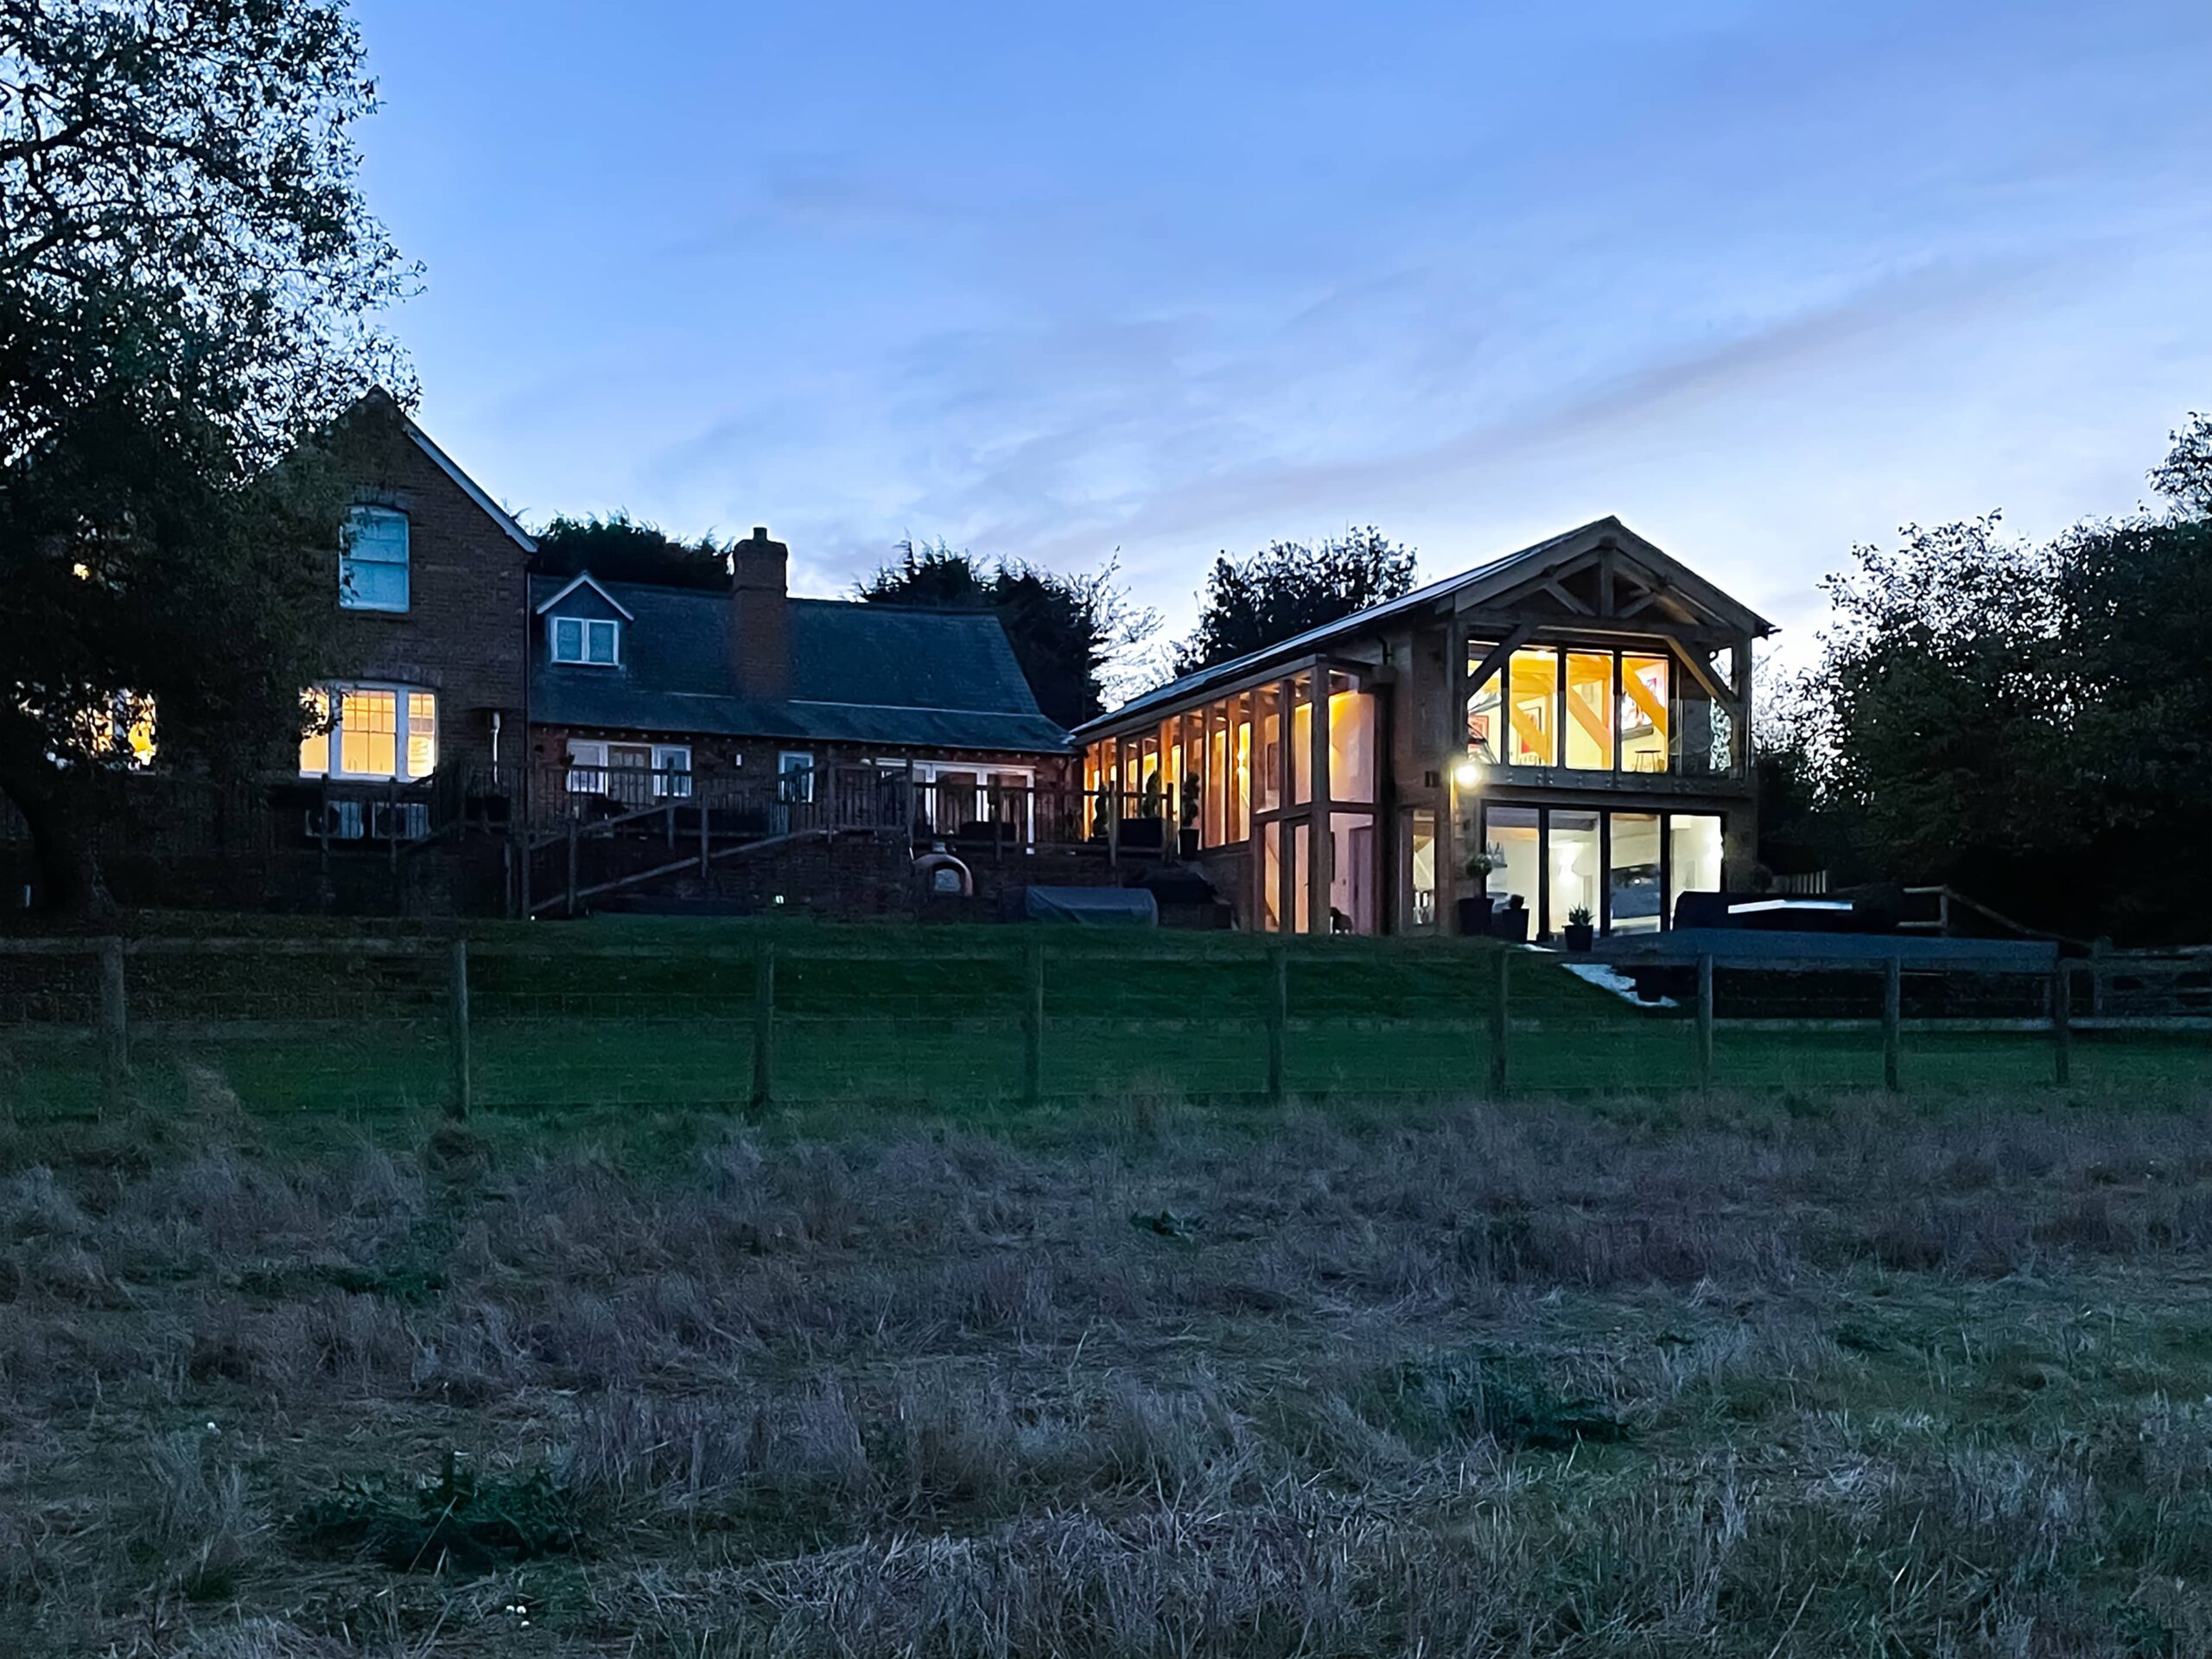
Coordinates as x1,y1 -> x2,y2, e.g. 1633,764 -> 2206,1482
1508,647 -> 1558,766
1621,654 -> 1669,773
1565,652 -> 1613,770
340,507 -> 410,612
299,684 -> 436,780
1467,643 -> 1503,764
339,690 -> 397,776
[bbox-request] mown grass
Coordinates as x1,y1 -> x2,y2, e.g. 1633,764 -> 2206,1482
5,915 -> 2192,1118
3,1073 -> 2212,1655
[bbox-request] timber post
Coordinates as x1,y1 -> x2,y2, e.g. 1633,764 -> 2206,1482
1265,943 -> 1288,1103
96,936 -> 128,1116
2052,959 -> 2073,1088
1882,956 -> 1903,1092
1021,936 -> 1046,1109
698,801 -> 710,878
1696,953 -> 1716,1090
1488,947 -> 1510,1098
566,819 -> 580,918
750,942 -> 776,1112
448,940 -> 472,1120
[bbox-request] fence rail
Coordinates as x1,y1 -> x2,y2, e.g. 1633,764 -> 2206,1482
2,934 -> 2202,1122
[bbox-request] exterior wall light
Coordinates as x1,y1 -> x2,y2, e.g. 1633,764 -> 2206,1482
1452,755 -> 1484,790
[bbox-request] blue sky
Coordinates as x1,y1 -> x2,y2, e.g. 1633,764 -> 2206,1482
359,0 -> 2212,677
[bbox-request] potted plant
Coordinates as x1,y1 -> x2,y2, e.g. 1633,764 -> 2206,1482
1178,774 -> 1204,858
1564,905 -> 1596,953
1455,847 -> 1502,936
1121,768 -> 1166,852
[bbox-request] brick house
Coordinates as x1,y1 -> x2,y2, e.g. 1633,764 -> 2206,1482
524,530 -> 1075,834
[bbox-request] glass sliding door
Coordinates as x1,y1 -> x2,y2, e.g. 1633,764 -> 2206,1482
1482,805 -> 1541,918
1259,821 -> 1282,931
1608,811 -> 1662,934
1667,813 -> 1724,926
1408,808 -> 1437,931
1328,811 -> 1376,934
1548,809 -> 1600,938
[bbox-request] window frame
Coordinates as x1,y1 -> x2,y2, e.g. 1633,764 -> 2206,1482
778,750 -> 816,803
549,614 -> 621,666
299,682 -> 437,782
340,506 -> 410,613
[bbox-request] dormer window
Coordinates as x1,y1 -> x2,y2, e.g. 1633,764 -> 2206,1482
551,615 -> 620,665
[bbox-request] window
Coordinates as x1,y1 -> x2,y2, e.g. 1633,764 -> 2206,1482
1547,809 -> 1601,938
1507,647 -> 1558,766
1609,812 -> 1662,935
1408,809 -> 1437,930
1565,652 -> 1613,770
1467,644 -> 1503,765
550,616 -> 620,665
340,507 -> 409,612
653,745 -> 692,798
1621,654 -> 1670,773
778,751 -> 814,803
299,684 -> 436,780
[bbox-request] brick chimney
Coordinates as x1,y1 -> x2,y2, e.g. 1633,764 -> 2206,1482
729,525 -> 790,699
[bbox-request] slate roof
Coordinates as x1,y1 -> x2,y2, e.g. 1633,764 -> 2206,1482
529,575 -> 1071,753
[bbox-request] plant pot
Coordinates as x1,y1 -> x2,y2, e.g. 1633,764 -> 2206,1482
1491,906 -> 1529,944
1119,817 -> 1165,852
1564,922 -> 1595,953
1178,827 -> 1201,859
1455,895 -> 1491,936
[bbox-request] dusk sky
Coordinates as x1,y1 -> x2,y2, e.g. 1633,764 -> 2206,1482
361,0 -> 2212,682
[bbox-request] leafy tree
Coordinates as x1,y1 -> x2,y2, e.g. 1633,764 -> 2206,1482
1173,528 -> 1417,676
0,0 -> 406,912
858,538 -> 1157,729
2147,410 -> 2212,517
532,512 -> 728,590
1775,420 -> 2212,942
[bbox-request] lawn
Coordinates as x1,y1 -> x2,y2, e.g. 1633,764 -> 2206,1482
3,1083 -> 2210,1656
3,915 -> 2177,1120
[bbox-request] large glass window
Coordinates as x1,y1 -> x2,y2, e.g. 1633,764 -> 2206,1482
1327,678 -> 1375,804
340,507 -> 410,612
1205,703 -> 1227,845
1668,813 -> 1724,925
1256,690 -> 1282,813
1260,821 -> 1282,931
1483,805 -> 1541,915
1408,809 -> 1437,930
1548,809 -> 1601,938
1620,654 -> 1669,773
1290,673 -> 1313,805
1231,696 -> 1251,842
1608,812 -> 1662,935
339,689 -> 397,776
1508,647 -> 1558,766
1565,652 -> 1613,770
1292,821 -> 1312,934
1329,811 -> 1376,934
1467,643 -> 1503,764
1671,657 -> 1736,776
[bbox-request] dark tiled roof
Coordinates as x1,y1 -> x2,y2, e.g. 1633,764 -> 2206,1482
529,576 -> 1071,753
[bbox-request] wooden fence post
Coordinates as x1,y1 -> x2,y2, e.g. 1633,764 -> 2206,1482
750,943 -> 776,1111
1882,956 -> 1902,1092
698,802 -> 711,878
1265,943 -> 1287,1103
1696,953 -> 1715,1090
2052,959 -> 2072,1088
448,939 -> 472,1120
566,819 -> 580,918
1022,937 -> 1046,1109
97,936 -> 128,1116
1489,948 -> 1510,1099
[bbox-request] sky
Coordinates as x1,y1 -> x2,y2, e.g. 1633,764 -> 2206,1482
358,0 -> 2212,683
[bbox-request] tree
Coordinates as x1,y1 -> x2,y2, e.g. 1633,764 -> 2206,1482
1773,418 -> 2212,943
2147,411 -> 2212,518
857,538 -> 1157,729
532,512 -> 728,590
1,0 -> 407,912
1173,528 -> 1417,676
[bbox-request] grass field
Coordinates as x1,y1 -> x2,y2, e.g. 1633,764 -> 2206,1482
3,1079 -> 2212,1656
4,916 -> 2196,1120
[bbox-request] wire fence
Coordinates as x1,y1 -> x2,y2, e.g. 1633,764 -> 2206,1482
0,933 -> 2204,1122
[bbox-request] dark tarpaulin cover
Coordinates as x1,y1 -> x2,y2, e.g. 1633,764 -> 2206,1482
1024,887 -> 1159,926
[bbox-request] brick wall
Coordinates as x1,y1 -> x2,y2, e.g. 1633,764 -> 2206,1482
321,405 -> 531,781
